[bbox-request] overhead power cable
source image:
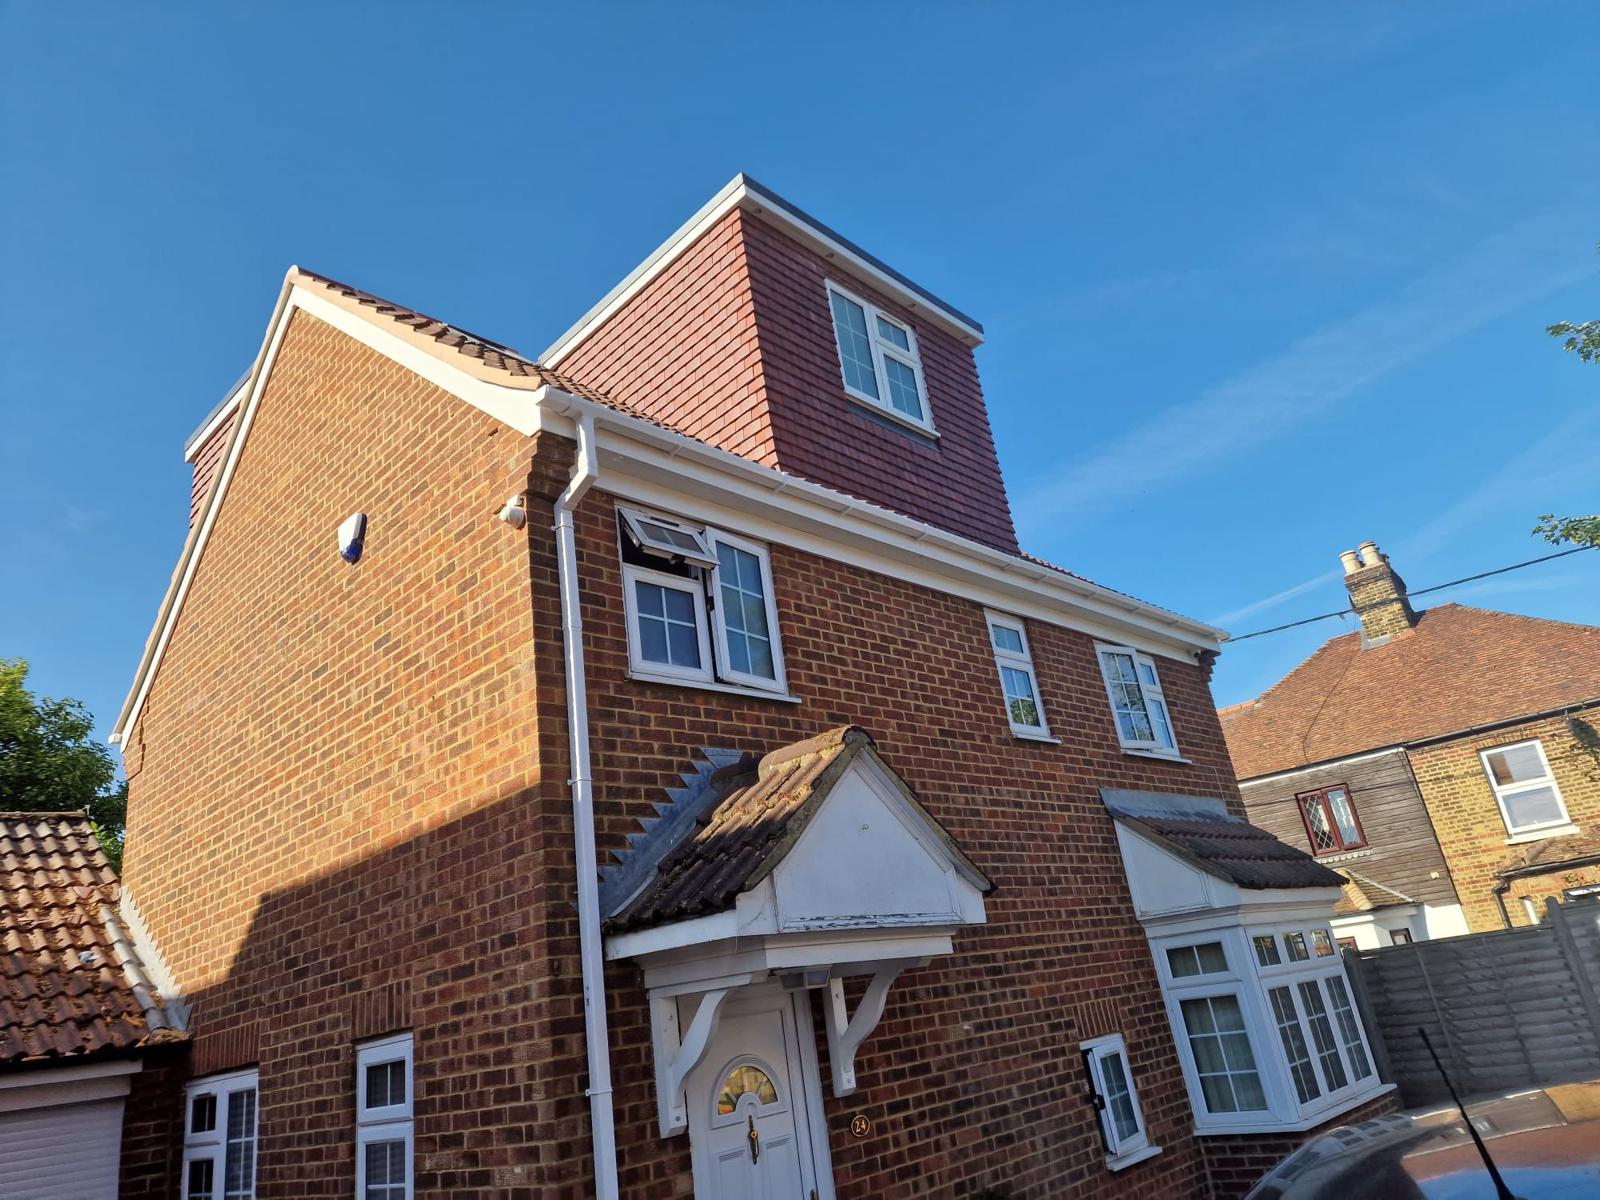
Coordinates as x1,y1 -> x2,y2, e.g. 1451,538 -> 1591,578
1224,544 -> 1597,643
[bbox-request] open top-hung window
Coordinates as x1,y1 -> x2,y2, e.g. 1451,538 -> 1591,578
1096,644 -> 1178,756
1480,740 -> 1571,838
618,506 -> 788,694
826,281 -> 933,432
183,1068 -> 258,1200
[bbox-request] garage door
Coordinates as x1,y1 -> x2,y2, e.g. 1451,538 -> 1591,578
0,1098 -> 123,1200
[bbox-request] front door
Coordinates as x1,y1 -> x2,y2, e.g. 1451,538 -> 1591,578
683,987 -> 828,1200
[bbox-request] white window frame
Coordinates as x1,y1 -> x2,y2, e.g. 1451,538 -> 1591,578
618,506 -> 788,695
1151,920 -> 1388,1135
355,1034 -> 414,1200
825,280 -> 935,433
1095,643 -> 1180,758
985,611 -> 1052,740
182,1067 -> 259,1200
622,562 -> 716,685
1081,1033 -> 1159,1170
1479,739 -> 1573,839
618,508 -> 719,568
709,528 -> 789,693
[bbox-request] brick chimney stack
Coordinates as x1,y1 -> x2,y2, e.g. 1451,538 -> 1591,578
1341,540 -> 1418,645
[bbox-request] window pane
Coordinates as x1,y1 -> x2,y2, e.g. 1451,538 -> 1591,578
1100,1051 -> 1140,1141
1147,697 -> 1176,750
223,1088 -> 256,1200
1284,932 -> 1309,962
1302,797 -> 1336,852
1000,666 -> 1041,728
1297,981 -> 1349,1091
188,1159 -> 215,1200
1326,977 -> 1373,1080
829,291 -> 879,399
1327,790 -> 1362,845
882,355 -> 923,418
875,315 -> 911,351
365,1059 -> 405,1110
1312,929 -> 1335,957
1269,986 -> 1321,1104
717,1064 -> 779,1115
1179,996 -> 1266,1113
191,1093 -> 217,1134
1168,942 -> 1225,977
990,624 -> 1024,654
364,1139 -> 408,1200
1487,743 -> 1545,786
716,543 -> 775,680
1253,935 -> 1282,967
1502,785 -> 1565,830
634,581 -> 701,669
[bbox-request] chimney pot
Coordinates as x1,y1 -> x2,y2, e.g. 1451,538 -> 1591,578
1343,540 -> 1417,644
1357,540 -> 1381,567
1339,550 -> 1362,575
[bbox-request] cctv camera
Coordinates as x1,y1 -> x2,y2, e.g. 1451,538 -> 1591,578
498,495 -> 527,530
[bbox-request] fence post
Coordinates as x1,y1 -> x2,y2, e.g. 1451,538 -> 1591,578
1343,951 -> 1395,1085
1547,897 -> 1600,1056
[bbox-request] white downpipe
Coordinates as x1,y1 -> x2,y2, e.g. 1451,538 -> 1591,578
552,410 -> 619,1200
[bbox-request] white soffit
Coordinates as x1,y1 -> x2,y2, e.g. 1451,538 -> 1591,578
540,174 -> 986,366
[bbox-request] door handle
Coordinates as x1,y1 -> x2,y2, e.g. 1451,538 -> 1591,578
747,1113 -> 760,1164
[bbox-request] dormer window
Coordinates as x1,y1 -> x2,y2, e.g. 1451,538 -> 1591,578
617,506 -> 789,696
826,281 -> 934,432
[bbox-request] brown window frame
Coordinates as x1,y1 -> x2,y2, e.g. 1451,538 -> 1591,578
1296,784 -> 1367,856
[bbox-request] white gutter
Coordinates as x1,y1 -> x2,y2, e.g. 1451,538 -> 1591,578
551,409 -> 619,1200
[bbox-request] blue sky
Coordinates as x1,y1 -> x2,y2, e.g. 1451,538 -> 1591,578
3,2 -> 1597,744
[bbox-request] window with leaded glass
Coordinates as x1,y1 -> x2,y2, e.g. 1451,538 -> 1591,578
1298,785 -> 1366,855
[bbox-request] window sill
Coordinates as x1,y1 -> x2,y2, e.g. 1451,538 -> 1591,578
1010,727 -> 1061,745
843,394 -> 940,440
1191,1082 -> 1396,1136
1314,847 -> 1375,865
1121,746 -> 1191,765
1106,1144 -> 1162,1173
625,670 -> 803,704
1505,823 -> 1580,846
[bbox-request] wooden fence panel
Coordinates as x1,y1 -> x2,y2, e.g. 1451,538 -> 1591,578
1347,898 -> 1600,1105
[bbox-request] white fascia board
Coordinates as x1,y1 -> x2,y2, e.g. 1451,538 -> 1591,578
110,279 -> 546,746
1136,889 -> 1345,937
1236,746 -> 1408,788
0,1058 -> 141,1090
537,391 -> 1225,659
541,174 -> 984,366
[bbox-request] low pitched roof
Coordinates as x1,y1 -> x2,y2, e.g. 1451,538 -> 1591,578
607,727 -> 992,932
1220,605 -> 1600,780
1334,869 -> 1416,916
0,814 -> 181,1067
1102,790 -> 1343,891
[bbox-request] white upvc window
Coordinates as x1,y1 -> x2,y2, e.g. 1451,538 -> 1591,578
618,507 -> 788,695
1095,644 -> 1179,756
1153,921 -> 1384,1134
985,612 -> 1051,739
1480,740 -> 1572,838
1081,1034 -> 1158,1170
825,281 -> 934,432
356,1034 -> 414,1200
183,1068 -> 259,1200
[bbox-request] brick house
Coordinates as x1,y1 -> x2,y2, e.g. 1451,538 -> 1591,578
107,176 -> 1393,1199
1222,540 -> 1600,940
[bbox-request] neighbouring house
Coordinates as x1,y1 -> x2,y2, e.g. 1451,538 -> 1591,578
0,813 -> 186,1197
1221,539 -> 1600,940
107,175 -> 1393,1200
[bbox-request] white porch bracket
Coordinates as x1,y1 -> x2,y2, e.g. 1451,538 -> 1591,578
652,987 -> 731,1136
823,965 -> 904,1096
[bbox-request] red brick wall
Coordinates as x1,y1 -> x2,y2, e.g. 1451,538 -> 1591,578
188,410 -> 237,528
120,310 -> 591,1196
1408,708 -> 1600,931
555,207 -> 1020,553
570,482 -> 1239,1197
120,1044 -> 190,1198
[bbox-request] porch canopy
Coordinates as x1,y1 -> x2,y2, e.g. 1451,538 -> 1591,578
601,726 -> 992,1135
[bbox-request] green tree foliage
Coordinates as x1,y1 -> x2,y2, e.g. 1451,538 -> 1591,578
1546,242 -> 1600,363
0,659 -> 126,868
1539,256 -> 1599,550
